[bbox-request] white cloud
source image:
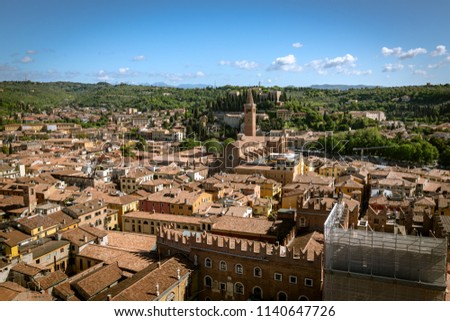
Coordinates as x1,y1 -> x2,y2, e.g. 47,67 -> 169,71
219,60 -> 258,70
234,60 -> 258,70
382,47 -> 402,57
431,45 -> 447,56
132,55 -> 145,61
96,70 -> 112,81
323,54 -> 357,68
20,56 -> 33,63
428,63 -> 440,69
399,48 -> 427,59
428,55 -> 450,69
26,50 -> 38,55
292,42 -> 303,48
157,71 -> 206,83
268,54 -> 302,72
413,69 -> 427,76
382,63 -> 404,72
306,54 -> 369,76
344,69 -> 373,76
381,46 -> 427,59
118,67 -> 130,74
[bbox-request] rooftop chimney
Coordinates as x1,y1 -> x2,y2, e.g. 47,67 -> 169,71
155,283 -> 160,297
177,268 -> 180,280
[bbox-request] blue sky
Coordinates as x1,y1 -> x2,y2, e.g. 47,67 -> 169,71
1,0 -> 449,87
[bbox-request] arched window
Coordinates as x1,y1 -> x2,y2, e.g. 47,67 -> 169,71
253,266 -> 262,278
277,291 -> 287,301
234,282 -> 244,295
252,286 -> 263,300
219,261 -> 227,271
204,258 -> 212,268
204,276 -> 212,288
235,264 -> 243,274
298,295 -> 309,301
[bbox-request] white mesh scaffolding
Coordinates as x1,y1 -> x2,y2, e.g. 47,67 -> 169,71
324,203 -> 448,300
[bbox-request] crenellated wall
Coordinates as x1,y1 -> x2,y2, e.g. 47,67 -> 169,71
157,227 -> 322,265
157,226 -> 323,301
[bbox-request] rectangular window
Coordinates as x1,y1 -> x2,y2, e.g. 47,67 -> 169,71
289,275 -> 297,284
304,278 -> 313,287
299,217 -> 306,227
60,248 -> 64,253
219,282 -> 226,291
274,273 -> 282,281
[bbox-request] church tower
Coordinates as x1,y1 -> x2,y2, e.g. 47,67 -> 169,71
243,89 -> 256,137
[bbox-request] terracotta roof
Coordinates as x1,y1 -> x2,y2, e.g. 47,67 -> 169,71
106,231 -> 157,252
79,225 -> 108,238
37,270 -> 68,290
53,281 -> 80,301
72,263 -> 122,300
123,167 -> 153,179
64,199 -> 107,218
415,197 -> 436,207
79,244 -> 154,273
123,211 -> 202,225
11,262 -> 44,277
212,216 -> 275,235
47,210 -> 79,229
32,240 -> 70,260
342,197 -> 360,212
93,255 -> 194,301
0,228 -> 32,247
303,231 -> 324,261
144,188 -> 210,206
0,281 -> 27,301
0,195 -> 24,206
335,178 -> 364,188
61,227 -> 97,246
294,172 -> 333,185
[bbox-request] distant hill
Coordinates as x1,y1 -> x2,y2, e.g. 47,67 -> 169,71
151,82 -> 173,87
177,84 -> 210,89
150,83 -> 210,89
310,84 -> 380,90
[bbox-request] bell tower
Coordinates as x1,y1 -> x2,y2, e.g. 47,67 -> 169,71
243,89 -> 256,137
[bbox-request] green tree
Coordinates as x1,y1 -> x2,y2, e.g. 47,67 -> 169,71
204,139 -> 223,155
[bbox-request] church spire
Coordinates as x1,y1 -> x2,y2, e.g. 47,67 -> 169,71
246,89 -> 254,105
243,88 -> 257,137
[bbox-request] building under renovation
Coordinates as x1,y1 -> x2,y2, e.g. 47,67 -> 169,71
324,203 -> 447,300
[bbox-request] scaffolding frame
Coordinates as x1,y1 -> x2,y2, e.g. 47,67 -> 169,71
324,203 -> 447,292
